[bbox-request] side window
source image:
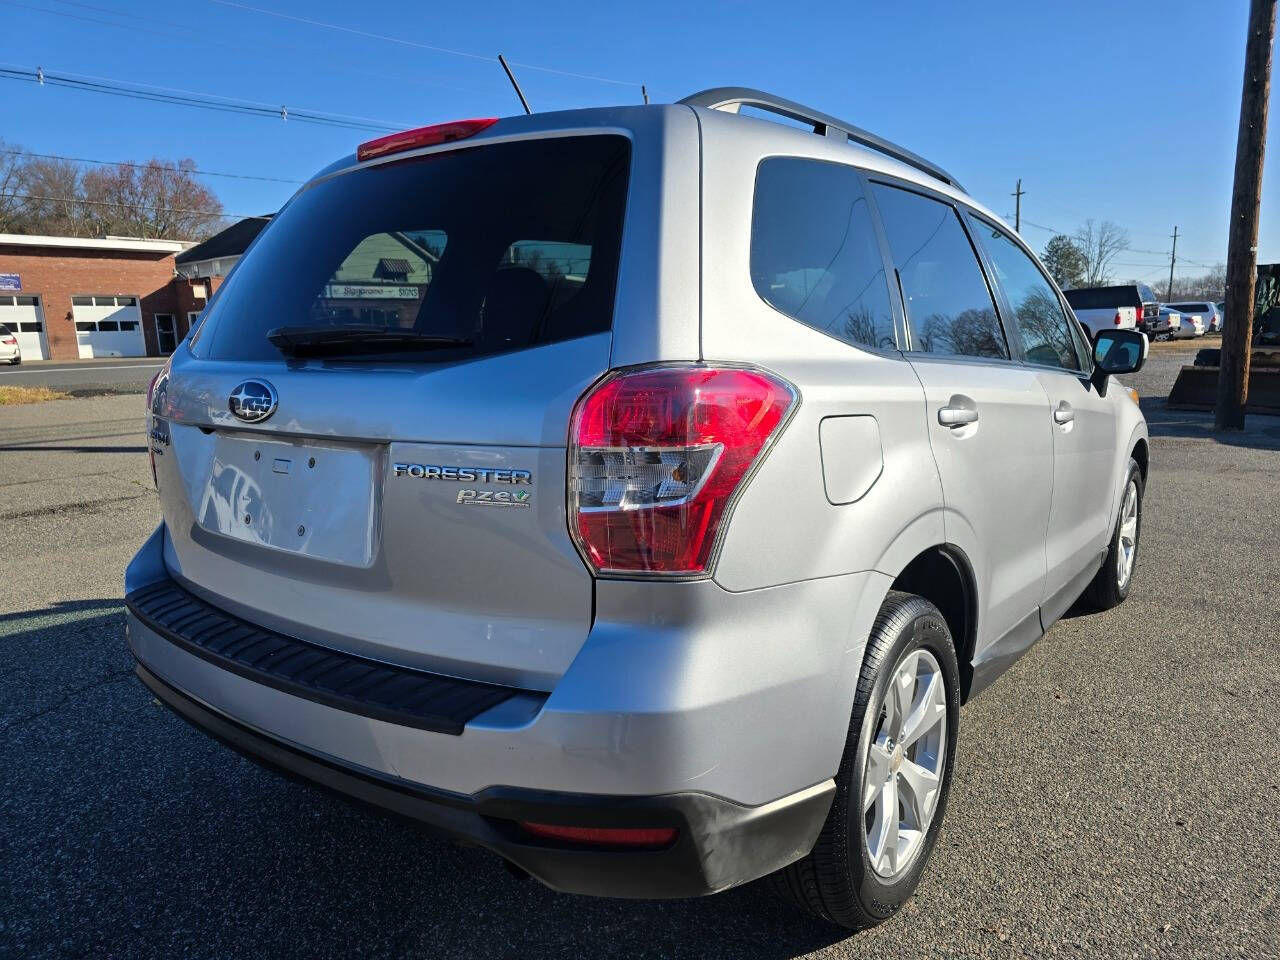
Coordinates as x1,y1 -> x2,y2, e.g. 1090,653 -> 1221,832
870,184 -> 1008,360
976,221 -> 1082,371
750,157 -> 897,352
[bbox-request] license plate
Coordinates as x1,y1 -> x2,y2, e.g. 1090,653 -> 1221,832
197,432 -> 380,566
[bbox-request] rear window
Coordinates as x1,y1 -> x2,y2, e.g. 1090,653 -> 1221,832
1167,302 -> 1208,313
0,324 -> 9,334
199,135 -> 631,362
1064,286 -> 1141,310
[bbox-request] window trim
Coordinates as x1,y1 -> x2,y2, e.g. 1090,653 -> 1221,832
863,173 -> 1018,367
747,155 -> 906,357
963,210 -> 1095,376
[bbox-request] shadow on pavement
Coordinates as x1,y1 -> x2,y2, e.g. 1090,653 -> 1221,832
1139,398 -> 1280,450
1,599 -> 851,960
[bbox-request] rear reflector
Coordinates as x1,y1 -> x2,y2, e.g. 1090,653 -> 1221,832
1114,310 -> 1123,326
519,822 -> 678,848
357,118 -> 498,162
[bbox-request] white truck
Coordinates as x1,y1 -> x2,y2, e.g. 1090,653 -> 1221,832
1064,283 -> 1159,337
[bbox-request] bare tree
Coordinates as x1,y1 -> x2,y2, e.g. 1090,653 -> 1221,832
0,151 -> 224,239
1074,219 -> 1130,286
0,140 -> 26,232
17,156 -> 87,237
81,158 -> 224,240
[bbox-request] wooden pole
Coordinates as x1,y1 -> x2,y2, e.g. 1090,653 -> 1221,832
1216,0 -> 1275,431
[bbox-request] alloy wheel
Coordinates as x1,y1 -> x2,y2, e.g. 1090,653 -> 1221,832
862,648 -> 948,880
1116,479 -> 1139,591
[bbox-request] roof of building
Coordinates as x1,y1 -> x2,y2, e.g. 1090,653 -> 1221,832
0,233 -> 186,253
176,216 -> 272,265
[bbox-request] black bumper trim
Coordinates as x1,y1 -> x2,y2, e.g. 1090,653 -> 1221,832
126,577 -> 534,735
134,661 -> 835,899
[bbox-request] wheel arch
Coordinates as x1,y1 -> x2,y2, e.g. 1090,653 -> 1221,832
1131,437 -> 1149,482
888,543 -> 979,703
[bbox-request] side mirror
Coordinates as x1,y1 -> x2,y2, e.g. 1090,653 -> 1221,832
1095,330 -> 1146,376
1092,329 -> 1147,392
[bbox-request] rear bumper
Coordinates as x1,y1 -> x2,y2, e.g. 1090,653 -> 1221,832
125,524 -> 887,896
135,658 -> 833,898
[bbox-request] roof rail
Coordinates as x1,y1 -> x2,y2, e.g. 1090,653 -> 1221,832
679,87 -> 963,192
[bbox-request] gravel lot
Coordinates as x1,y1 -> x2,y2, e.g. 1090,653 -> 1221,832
2,340 -> 1278,959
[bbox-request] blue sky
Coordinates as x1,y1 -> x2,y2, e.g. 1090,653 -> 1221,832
2,0 -> 1275,279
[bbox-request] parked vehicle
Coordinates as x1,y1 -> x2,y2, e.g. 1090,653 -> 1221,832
1257,306 -> 1280,346
1062,283 -> 1159,336
126,88 -> 1150,932
1166,301 -> 1219,334
1161,305 -> 1204,339
0,323 -> 20,364
1150,306 -> 1184,340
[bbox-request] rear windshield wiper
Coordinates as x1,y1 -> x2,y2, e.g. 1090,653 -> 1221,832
267,325 -> 473,357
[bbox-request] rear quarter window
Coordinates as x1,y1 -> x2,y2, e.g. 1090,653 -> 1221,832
198,135 -> 631,362
749,157 -> 897,352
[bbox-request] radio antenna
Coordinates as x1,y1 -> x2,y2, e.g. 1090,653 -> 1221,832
497,55 -> 532,115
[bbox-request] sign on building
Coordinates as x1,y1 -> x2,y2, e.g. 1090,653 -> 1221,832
0,274 -> 21,291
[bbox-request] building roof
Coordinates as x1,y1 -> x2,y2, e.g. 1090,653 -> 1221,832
0,233 -> 185,253
176,216 -> 271,265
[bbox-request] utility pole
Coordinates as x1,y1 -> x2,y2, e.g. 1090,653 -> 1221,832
1011,179 -> 1024,232
1216,0 -> 1275,431
1167,226 -> 1179,300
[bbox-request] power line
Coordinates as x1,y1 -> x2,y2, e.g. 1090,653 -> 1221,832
0,63 -> 404,132
1015,217 -> 1218,270
8,0 -> 531,105
1,149 -> 304,185
206,0 -> 653,92
1,190 -> 248,218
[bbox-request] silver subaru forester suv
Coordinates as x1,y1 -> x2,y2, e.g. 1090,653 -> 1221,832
128,88 -> 1149,930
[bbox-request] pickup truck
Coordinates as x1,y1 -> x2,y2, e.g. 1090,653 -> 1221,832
1064,283 -> 1159,337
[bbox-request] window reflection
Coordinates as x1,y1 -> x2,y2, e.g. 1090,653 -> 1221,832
871,185 -> 1007,360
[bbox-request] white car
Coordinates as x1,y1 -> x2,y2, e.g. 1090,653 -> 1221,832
1161,305 -> 1206,338
1150,306 -> 1183,340
0,323 -> 21,364
1166,301 -> 1219,334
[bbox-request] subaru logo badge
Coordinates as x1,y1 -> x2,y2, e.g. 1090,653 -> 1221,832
228,380 -> 278,423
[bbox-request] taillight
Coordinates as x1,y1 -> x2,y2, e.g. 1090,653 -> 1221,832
568,364 -> 796,577
357,117 -> 498,162
1,336 -> 15,345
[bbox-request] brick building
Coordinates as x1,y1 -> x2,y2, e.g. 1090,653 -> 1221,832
0,233 -> 226,362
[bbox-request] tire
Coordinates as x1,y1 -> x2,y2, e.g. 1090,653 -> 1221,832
1080,458 -> 1143,612
770,591 -> 961,930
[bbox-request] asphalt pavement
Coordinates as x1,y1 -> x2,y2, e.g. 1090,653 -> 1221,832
2,340 -> 1278,959
0,357 -> 167,393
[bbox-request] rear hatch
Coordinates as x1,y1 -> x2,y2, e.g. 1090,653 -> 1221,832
150,130 -> 632,690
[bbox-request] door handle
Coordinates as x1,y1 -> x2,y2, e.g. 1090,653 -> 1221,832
1053,402 -> 1075,425
938,405 -> 979,427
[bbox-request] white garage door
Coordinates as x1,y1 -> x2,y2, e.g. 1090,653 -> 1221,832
72,295 -> 146,358
0,294 -> 50,360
